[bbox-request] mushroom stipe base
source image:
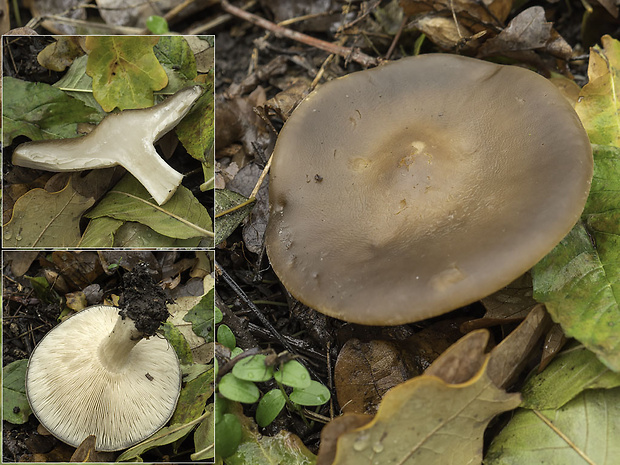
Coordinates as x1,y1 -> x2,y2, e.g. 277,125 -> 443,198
266,54 -> 593,326
25,305 -> 181,452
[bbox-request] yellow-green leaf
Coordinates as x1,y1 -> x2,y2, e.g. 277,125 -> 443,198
85,36 -> 168,112
575,35 -> 620,146
333,358 -> 521,465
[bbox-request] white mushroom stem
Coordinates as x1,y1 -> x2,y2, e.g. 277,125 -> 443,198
12,86 -> 204,205
97,315 -> 144,373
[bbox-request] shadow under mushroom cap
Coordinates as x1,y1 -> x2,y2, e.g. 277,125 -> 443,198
266,54 -> 593,326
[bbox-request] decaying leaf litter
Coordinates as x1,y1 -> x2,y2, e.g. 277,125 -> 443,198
213,1 -> 620,464
2,35 -> 215,248
2,251 -> 215,462
2,0 -> 620,464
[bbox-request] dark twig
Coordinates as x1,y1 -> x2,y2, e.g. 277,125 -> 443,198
385,15 -> 408,60
220,0 -> 380,68
215,261 -> 322,380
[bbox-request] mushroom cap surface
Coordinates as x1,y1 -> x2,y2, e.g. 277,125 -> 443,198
266,54 -> 593,325
26,305 -> 181,451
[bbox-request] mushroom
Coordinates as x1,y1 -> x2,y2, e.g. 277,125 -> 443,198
265,54 -> 592,326
25,270 -> 181,451
12,85 -> 203,205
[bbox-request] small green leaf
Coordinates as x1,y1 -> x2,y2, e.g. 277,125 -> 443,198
214,306 -> 223,324
146,15 -> 169,34
290,380 -> 331,406
256,389 -> 286,427
218,373 -> 260,404
217,325 -> 236,350
231,347 -> 244,358
273,360 -> 311,388
215,413 -> 242,458
2,360 -> 31,424
232,355 -> 274,382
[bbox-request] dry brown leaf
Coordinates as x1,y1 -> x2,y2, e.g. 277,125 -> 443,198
538,323 -> 567,372
37,36 -> 85,72
50,251 -> 104,290
335,339 -> 410,415
487,304 -> 551,389
424,330 -> 488,384
478,6 -> 572,59
462,274 -> 536,331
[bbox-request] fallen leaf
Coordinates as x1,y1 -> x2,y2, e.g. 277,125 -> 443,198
52,55 -> 102,111
521,343 -> 620,410
170,371 -> 214,426
335,339 -> 410,415
2,359 -> 31,425
575,35 -> 620,146
533,147 -> 620,371
154,36 -> 198,94
84,173 -> 213,243
424,330 -> 488,384
486,304 -> 551,389
116,410 -> 211,462
462,274 -> 536,331
485,388 -> 620,465
175,76 -> 215,167
317,414 -> 372,465
85,36 -> 168,111
50,251 -> 103,289
78,216 -> 124,247
332,357 -> 521,465
214,189 -> 254,245
479,7 -> 552,55
37,36 -> 85,72
539,323 -> 567,371
191,403 -> 215,461
222,403 -> 317,465
3,177 -> 95,247
3,76 -> 102,146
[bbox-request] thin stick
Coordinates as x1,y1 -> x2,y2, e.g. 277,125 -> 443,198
215,260 -> 322,381
220,0 -> 379,68
385,15 -> 408,60
214,153 -> 273,219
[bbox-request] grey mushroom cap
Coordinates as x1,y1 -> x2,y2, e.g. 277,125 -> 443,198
266,54 -> 593,326
26,305 -> 181,451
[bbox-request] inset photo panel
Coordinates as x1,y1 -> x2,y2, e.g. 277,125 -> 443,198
3,250 -> 215,462
2,35 -> 214,248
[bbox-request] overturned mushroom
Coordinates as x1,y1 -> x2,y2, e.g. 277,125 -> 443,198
25,268 -> 180,451
266,54 -> 592,325
12,85 -> 203,205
